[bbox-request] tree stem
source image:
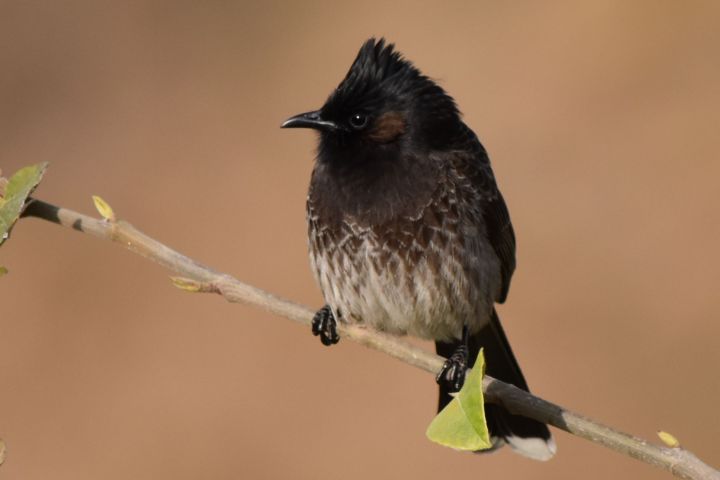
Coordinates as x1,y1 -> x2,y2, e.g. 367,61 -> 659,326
22,198 -> 720,480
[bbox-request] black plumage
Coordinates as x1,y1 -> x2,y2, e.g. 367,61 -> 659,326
282,38 -> 555,460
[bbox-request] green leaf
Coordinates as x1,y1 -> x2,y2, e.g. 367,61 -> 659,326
92,195 -> 116,221
657,430 -> 680,448
0,162 -> 48,248
426,348 -> 492,451
170,276 -> 203,292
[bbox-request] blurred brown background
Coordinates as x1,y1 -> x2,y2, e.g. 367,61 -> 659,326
1,1 -> 719,479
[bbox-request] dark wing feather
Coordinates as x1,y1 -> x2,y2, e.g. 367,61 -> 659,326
457,124 -> 516,303
483,188 -> 516,303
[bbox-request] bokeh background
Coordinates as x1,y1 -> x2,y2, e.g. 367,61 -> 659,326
1,1 -> 719,479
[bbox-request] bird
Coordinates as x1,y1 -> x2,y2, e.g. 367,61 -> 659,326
281,38 -> 555,461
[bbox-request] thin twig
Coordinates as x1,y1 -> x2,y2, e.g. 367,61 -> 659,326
22,198 -> 720,480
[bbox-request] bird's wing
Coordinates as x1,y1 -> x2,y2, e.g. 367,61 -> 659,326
483,187 -> 516,303
457,125 -> 516,303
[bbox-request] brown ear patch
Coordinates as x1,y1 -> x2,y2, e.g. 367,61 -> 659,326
367,111 -> 406,143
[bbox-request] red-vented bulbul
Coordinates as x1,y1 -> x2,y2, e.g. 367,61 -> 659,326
282,38 -> 555,461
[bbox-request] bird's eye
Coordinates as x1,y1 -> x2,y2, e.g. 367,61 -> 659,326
349,113 -> 369,130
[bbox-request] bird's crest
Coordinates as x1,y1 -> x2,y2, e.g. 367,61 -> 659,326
324,38 -> 423,113
341,38 -> 416,90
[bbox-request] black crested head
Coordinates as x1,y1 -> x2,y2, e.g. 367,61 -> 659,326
322,38 -> 461,150
283,38 -> 463,165
323,38 -> 423,122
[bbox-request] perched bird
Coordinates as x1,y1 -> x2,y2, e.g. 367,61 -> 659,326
282,38 -> 555,460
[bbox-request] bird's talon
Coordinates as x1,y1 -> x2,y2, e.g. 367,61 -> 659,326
311,305 -> 339,346
437,344 -> 469,392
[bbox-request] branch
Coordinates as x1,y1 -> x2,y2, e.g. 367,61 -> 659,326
22,198 -> 720,480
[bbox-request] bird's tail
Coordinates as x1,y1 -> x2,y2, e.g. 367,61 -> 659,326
435,308 -> 556,461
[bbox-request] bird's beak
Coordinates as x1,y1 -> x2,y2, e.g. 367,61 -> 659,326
281,110 -> 340,132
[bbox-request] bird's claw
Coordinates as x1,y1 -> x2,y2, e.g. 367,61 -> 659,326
312,305 -> 339,346
436,343 -> 469,392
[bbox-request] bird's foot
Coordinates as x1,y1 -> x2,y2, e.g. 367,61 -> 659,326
436,343 -> 469,392
311,305 -> 339,346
